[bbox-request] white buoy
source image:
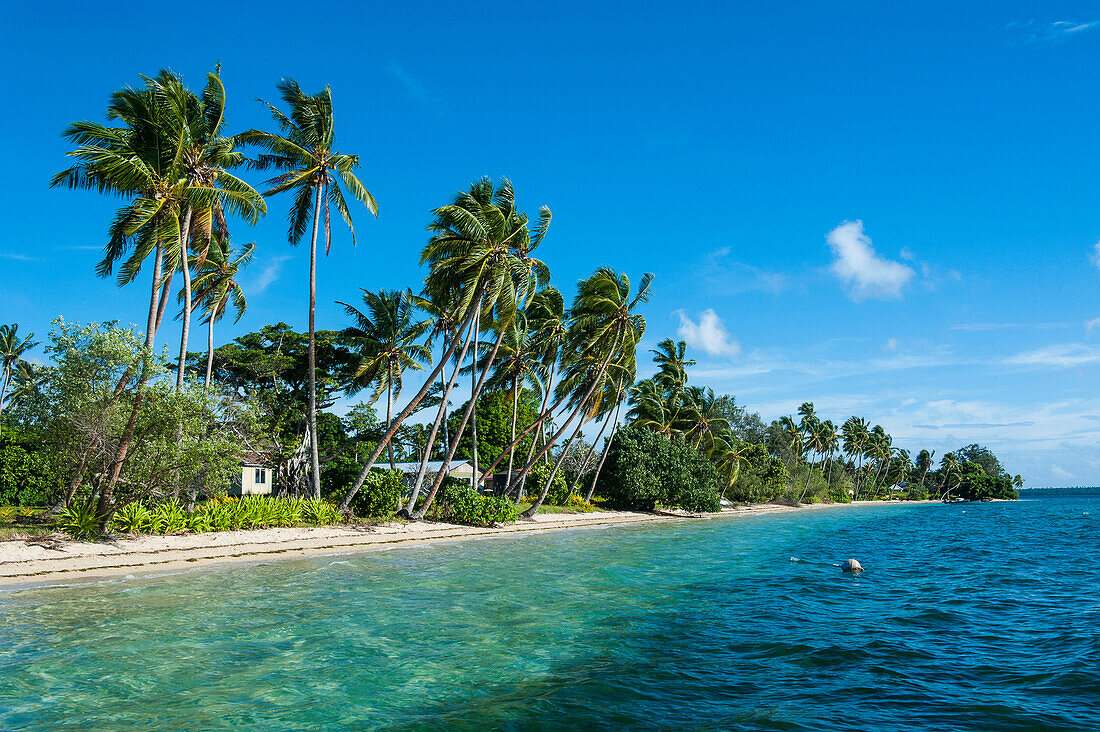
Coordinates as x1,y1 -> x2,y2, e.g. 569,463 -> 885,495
841,558 -> 863,572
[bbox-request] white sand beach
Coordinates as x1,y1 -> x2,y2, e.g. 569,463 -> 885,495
0,501 -> 928,589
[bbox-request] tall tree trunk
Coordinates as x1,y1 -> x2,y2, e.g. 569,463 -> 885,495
338,305 -> 479,513
176,207 -> 195,390
469,308 -> 480,489
204,316 -> 215,389
585,392 -> 624,502
412,322 -> 506,519
522,413 -> 589,519
574,394 -> 617,493
387,366 -> 395,471
402,317 -> 477,515
518,345 -> 621,519
512,363 -> 556,504
154,270 -> 174,335
0,368 -> 10,436
504,374 -> 519,495
307,183 -> 323,500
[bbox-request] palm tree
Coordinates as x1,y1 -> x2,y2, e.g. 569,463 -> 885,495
940,452 -> 960,500
5,362 -> 41,411
148,68 -> 266,389
915,449 -> 935,494
518,268 -> 652,519
841,417 -> 870,497
678,386 -> 730,456
0,324 -> 38,435
189,236 -> 254,388
652,339 -> 694,410
240,79 -> 378,499
339,179 -> 550,517
341,289 -> 431,470
409,179 -> 550,520
1012,474 -> 1024,492
627,379 -> 676,437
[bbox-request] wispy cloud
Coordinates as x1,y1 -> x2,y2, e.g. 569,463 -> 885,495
0,252 -> 36,261
1004,343 -> 1100,369
826,220 -> 914,301
1087,318 -> 1100,333
695,247 -> 789,295
675,309 -> 741,358
388,60 -> 447,113
1006,19 -> 1099,46
245,255 -> 293,296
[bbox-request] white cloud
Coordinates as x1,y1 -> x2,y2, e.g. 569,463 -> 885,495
1091,241 -> 1100,269
826,220 -> 914,301
246,255 -> 293,296
885,337 -> 899,352
1087,318 -> 1100,333
1007,19 -> 1099,46
1004,343 -> 1100,369
1051,465 -> 1074,480
675,309 -> 741,358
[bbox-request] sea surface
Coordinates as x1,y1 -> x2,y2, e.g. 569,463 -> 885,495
1,497 -> 1097,730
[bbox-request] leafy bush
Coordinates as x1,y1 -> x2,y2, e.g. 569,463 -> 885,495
302,498 -> 340,525
331,469 -> 404,519
436,481 -> 517,526
149,502 -> 190,534
726,456 -> 791,504
58,498 -> 100,539
527,463 -> 570,505
596,426 -> 722,511
110,502 -> 152,533
0,435 -> 66,507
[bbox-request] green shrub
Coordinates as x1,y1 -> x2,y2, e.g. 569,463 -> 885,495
110,502 -> 153,534
149,502 -> 190,534
58,498 -> 100,539
436,481 -> 516,526
302,498 -> 340,525
527,463 -> 570,505
596,426 -> 722,511
0,436 -> 66,507
331,469 -> 403,519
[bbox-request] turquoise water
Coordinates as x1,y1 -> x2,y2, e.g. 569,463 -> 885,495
1,498 -> 1097,730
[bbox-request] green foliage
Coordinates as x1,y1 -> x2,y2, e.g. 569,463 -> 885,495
58,498 -> 100,539
527,462 -> 570,505
0,434 -> 65,507
596,425 -> 722,511
110,502 -> 153,533
302,498 -> 340,525
725,452 -> 791,504
331,469 -> 404,519
436,481 -> 517,526
447,389 -> 539,466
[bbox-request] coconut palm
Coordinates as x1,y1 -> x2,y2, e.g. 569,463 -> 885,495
340,289 -> 431,470
518,267 -> 652,519
188,236 -> 254,388
340,179 -> 549,516
148,68 -> 266,389
915,449 -> 935,493
5,362 -> 41,412
678,386 -> 730,456
652,339 -> 694,408
0,324 -> 38,435
940,452 -> 960,500
627,378 -> 676,437
240,79 -> 378,499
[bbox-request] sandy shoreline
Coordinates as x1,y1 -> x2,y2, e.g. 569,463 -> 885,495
0,500 -> 933,590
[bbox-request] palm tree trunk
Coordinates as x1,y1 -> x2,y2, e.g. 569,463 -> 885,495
403,318 -> 477,514
204,317 -> 215,389
522,413 -> 589,519
0,368 -> 10,437
576,396 -> 617,490
412,321 -> 506,519
585,392 -> 624,502
387,366 -> 395,471
504,374 -> 519,495
176,206 -> 194,390
338,304 -> 480,514
154,270 -> 173,335
518,344 -> 621,519
512,364 -> 556,504
469,308 -> 480,488
307,183 -> 323,500
147,243 -> 165,349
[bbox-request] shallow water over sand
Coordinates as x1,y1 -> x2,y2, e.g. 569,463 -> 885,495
1,498 -> 1097,730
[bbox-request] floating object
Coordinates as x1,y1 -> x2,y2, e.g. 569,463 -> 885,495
840,558 -> 863,572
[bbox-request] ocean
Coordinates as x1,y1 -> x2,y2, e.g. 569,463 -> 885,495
1,497 -> 1097,730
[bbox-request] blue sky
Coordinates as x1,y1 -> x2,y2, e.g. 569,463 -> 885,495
2,2 -> 1099,486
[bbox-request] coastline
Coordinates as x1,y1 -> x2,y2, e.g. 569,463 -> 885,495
0,500 -> 936,590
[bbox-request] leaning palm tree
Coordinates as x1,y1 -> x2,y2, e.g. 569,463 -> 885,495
518,268 -> 652,519
188,236 -> 254,388
0,324 -> 38,435
340,288 -> 431,470
5,362 -> 41,412
240,79 -> 378,499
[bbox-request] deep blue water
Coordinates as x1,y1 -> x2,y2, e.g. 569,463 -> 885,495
1,498 -> 1097,730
